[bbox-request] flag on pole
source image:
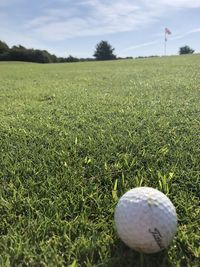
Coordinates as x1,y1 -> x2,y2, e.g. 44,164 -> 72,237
165,28 -> 172,41
165,28 -> 172,35
164,28 -> 172,55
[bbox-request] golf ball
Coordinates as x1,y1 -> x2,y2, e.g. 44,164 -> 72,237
114,187 -> 177,254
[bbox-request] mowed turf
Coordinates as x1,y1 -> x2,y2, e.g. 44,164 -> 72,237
0,55 -> 199,267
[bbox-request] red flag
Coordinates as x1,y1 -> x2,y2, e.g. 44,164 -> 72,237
165,28 -> 172,35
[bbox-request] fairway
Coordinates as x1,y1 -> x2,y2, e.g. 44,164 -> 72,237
0,56 -> 199,266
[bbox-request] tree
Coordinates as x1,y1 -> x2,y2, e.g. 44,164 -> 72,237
179,45 -> 194,55
66,55 -> 79,62
10,45 -> 29,62
93,41 -> 116,60
0,40 -> 9,54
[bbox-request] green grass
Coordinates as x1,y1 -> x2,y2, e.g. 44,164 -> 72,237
0,55 -> 199,267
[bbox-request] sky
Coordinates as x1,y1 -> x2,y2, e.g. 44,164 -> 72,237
0,0 -> 200,58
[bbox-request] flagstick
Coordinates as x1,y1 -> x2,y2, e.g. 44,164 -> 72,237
164,31 -> 166,56
164,27 -> 172,56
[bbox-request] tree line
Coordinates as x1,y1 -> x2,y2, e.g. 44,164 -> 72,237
0,40 -> 119,63
0,39 -> 196,64
0,40 -> 95,63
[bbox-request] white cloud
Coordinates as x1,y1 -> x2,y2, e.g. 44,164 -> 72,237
125,40 -> 161,51
25,0 -> 158,40
1,0 -> 200,52
22,0 -> 200,41
156,0 -> 200,8
170,28 -> 200,40
190,27 -> 200,33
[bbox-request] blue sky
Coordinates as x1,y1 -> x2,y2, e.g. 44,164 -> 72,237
0,0 -> 200,58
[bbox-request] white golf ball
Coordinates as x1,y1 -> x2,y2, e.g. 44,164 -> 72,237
114,187 -> 177,254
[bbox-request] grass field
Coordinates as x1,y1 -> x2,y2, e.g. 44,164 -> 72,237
0,55 -> 199,267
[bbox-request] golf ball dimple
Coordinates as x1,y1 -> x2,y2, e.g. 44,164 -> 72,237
114,187 -> 177,254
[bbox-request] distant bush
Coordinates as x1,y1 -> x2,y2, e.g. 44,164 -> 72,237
179,45 -> 195,55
